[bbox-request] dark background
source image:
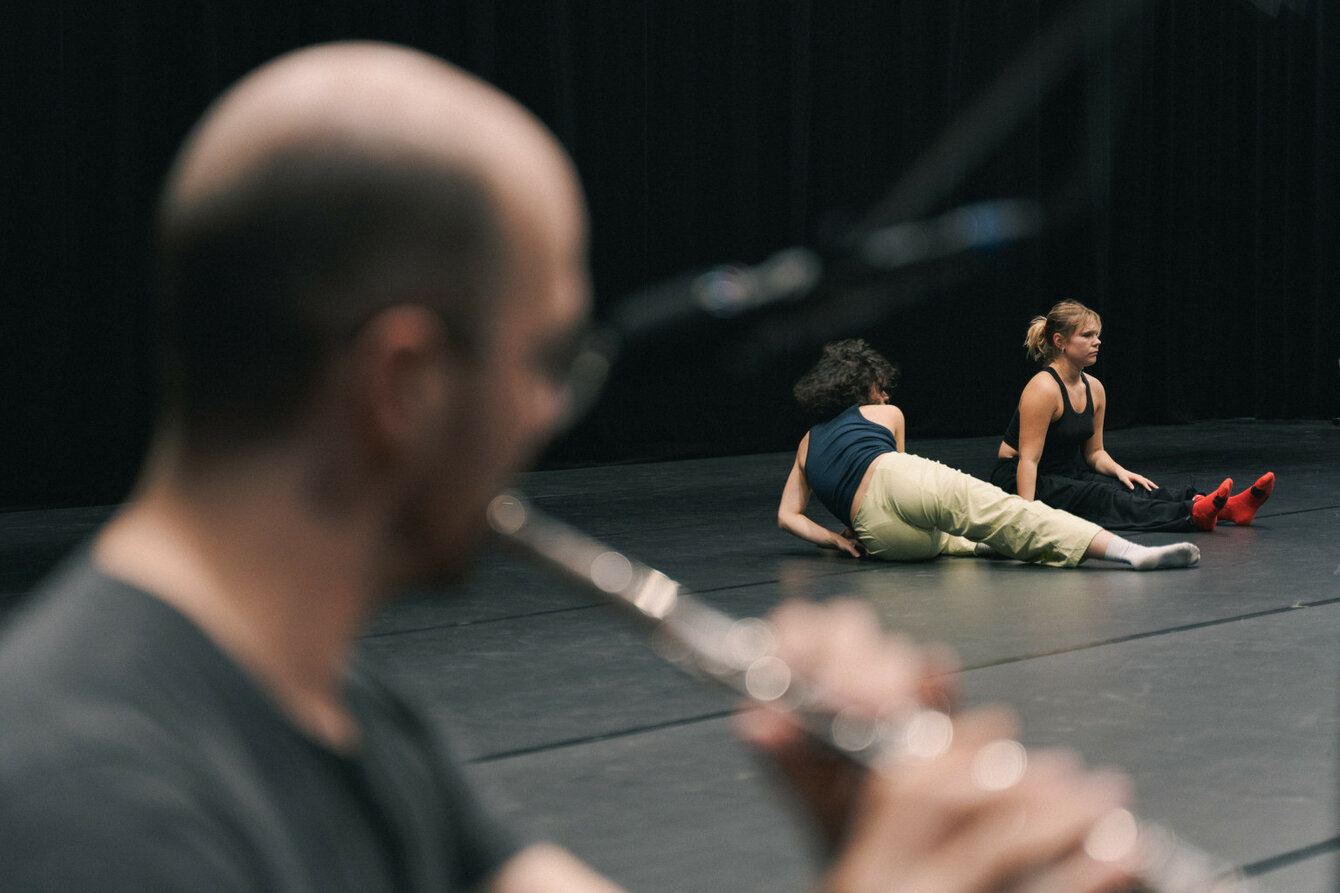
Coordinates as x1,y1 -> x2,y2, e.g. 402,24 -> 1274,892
3,1 -> 1336,508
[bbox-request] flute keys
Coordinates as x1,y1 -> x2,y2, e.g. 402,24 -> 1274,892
1085,808 -> 1140,864
970,738 -> 1028,791
745,656 -> 793,702
897,710 -> 955,763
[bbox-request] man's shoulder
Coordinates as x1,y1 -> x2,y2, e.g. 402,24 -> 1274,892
0,553 -> 521,891
0,553 -> 207,710
1,559 -> 402,889
0,556 -> 234,779
0,563 -> 254,890
0,553 -> 311,800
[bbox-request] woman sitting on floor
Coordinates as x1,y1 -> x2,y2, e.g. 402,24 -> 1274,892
778,339 -> 1200,570
989,300 -> 1274,532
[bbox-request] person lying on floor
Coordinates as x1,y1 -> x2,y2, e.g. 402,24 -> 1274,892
779,339 -> 1200,570
991,300 -> 1274,532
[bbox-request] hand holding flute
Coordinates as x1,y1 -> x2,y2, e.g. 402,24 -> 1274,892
738,599 -> 1138,893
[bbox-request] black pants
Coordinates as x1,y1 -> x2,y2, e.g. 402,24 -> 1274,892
990,458 -> 1200,532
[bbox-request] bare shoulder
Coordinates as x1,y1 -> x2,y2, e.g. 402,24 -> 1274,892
1084,373 -> 1106,397
1023,369 -> 1061,393
860,403 -> 904,421
1020,373 -> 1062,415
859,403 -> 905,428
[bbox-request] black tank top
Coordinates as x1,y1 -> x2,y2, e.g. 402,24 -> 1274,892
1003,367 -> 1093,473
804,405 -> 898,527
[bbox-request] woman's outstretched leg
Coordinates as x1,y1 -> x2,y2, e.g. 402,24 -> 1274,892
855,452 -> 1199,569
1087,531 -> 1200,570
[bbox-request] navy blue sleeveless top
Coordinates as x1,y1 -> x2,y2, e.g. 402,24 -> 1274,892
804,405 -> 898,527
1003,367 -> 1093,472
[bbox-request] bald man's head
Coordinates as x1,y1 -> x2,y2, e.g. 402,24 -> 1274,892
154,43 -> 585,456
164,42 -> 566,211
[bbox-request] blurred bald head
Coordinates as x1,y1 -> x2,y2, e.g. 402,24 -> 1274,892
155,42 -> 585,455
166,42 -> 566,210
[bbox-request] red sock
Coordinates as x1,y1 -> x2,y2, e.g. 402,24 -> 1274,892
1219,472 -> 1275,525
1191,478 -> 1232,531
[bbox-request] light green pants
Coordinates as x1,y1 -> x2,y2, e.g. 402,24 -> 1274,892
851,452 -> 1102,567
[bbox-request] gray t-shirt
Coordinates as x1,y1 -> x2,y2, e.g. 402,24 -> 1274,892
0,552 -> 522,891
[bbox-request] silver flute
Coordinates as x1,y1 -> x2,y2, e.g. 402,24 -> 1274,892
487,490 -> 1261,893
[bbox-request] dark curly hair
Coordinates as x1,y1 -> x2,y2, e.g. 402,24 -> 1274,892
793,339 -> 901,417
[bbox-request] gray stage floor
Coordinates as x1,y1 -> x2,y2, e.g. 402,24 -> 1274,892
3,419 -> 1337,891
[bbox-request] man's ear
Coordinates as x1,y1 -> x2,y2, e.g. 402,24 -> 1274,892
345,305 -> 460,464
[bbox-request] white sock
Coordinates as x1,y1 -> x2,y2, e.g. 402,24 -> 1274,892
1104,536 -> 1200,570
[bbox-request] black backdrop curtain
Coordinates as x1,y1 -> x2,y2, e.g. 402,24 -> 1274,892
3,1 -> 1336,507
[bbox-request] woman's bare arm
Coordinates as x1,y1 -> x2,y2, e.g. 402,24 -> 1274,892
1013,375 -> 1059,501
778,437 -> 864,557
1082,377 -> 1157,490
